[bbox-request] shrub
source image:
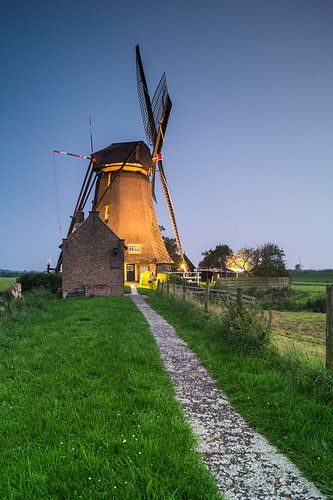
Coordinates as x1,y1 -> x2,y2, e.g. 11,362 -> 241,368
139,271 -> 152,287
259,288 -> 293,311
199,281 -> 216,289
220,303 -> 271,351
17,272 -> 61,294
156,273 -> 168,285
140,272 -> 169,289
169,274 -> 184,285
156,291 -> 271,352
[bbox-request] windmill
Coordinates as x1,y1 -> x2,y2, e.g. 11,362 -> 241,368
55,45 -> 187,281
295,256 -> 303,273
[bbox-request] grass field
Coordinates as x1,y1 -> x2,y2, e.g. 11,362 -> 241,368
289,283 -> 326,311
0,277 -> 16,292
292,284 -> 326,293
289,269 -> 333,284
276,279 -> 327,358
140,288 -> 333,498
0,293 -> 219,499
271,310 -> 325,360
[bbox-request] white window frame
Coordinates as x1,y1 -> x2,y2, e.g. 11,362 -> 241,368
128,243 -> 141,254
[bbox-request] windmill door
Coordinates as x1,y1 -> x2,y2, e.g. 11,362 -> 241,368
126,264 -> 135,282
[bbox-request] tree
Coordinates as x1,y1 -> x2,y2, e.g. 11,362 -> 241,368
226,242 -> 288,277
163,236 -> 182,270
226,247 -> 256,275
253,242 -> 288,277
199,244 -> 233,270
160,226 -> 182,271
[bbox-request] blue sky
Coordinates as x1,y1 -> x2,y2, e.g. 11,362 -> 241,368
1,0 -> 332,270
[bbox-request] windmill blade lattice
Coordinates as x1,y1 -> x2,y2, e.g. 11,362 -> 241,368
152,72 -> 169,131
136,45 -> 156,146
158,161 -> 185,264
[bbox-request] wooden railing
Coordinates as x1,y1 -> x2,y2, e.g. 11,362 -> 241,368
159,280 -> 256,308
216,276 -> 289,291
168,272 -> 201,286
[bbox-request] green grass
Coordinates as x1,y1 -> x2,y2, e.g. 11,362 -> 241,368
140,288 -> 333,498
0,292 -> 220,499
0,276 -> 16,292
289,270 -> 333,284
268,270 -> 333,312
292,284 -> 326,293
289,283 -> 326,310
265,284 -> 327,312
271,310 -> 325,360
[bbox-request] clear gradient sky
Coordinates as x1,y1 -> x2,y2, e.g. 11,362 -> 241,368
1,0 -> 332,270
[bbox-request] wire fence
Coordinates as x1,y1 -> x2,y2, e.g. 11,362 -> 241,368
157,280 -> 333,370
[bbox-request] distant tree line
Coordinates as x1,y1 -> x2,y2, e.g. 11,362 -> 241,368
0,269 -> 26,277
199,242 -> 288,277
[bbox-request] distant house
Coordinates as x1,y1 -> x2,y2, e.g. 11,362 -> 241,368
61,211 -> 125,297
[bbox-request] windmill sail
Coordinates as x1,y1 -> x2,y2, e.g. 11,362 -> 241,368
152,72 -> 168,131
136,45 -> 156,146
158,161 -> 185,265
136,45 -> 187,269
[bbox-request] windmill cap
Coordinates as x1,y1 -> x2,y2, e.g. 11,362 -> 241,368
92,141 -> 151,169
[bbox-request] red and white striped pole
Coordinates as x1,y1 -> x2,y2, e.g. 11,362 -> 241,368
53,150 -> 92,160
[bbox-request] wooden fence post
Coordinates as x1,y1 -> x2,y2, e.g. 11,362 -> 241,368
326,286 -> 333,370
182,278 -> 186,300
205,280 -> 210,313
237,287 -> 243,307
166,279 -> 170,294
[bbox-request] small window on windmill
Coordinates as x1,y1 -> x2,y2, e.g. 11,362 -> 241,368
104,205 -> 110,223
128,244 -> 141,254
113,246 -> 119,257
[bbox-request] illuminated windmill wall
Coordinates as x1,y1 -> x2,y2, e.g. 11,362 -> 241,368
92,141 -> 172,281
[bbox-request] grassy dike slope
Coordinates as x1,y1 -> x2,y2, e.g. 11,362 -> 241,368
0,295 -> 220,499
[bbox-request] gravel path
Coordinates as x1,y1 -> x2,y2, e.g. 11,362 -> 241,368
130,286 -> 325,500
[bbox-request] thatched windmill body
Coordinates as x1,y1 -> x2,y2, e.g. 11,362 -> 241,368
55,46 -> 186,281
